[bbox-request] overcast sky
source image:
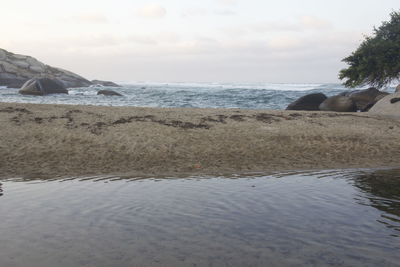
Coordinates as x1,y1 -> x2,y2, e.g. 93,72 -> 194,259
1,0 -> 399,83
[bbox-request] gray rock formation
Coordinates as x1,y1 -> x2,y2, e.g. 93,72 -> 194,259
0,48 -> 92,88
396,85 -> 400,93
19,78 -> 68,95
97,90 -> 123,96
369,92 -> 400,118
347,88 -> 389,111
319,96 -> 357,112
286,93 -> 327,111
92,80 -> 121,87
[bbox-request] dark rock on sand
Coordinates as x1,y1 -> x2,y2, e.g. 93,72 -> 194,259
319,96 -> 357,112
362,93 -> 391,112
390,98 -> 400,104
286,93 -> 327,111
19,78 -> 68,96
97,90 -> 123,96
92,80 -> 121,87
347,88 -> 389,111
0,48 -> 92,88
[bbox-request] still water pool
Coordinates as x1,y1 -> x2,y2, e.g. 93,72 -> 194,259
0,169 -> 399,266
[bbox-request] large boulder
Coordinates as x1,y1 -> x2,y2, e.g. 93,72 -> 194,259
396,85 -> 400,93
19,78 -> 68,96
92,80 -> 121,87
97,90 -> 122,96
0,48 -> 92,88
286,93 -> 327,111
369,92 -> 400,118
319,96 -> 357,112
347,88 -> 389,111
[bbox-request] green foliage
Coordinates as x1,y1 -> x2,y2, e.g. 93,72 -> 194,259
339,11 -> 400,88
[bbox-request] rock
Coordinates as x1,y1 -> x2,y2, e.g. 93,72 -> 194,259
286,93 -> 327,111
390,98 -> 400,104
369,92 -> 400,118
338,90 -> 360,97
1,61 -> 20,73
7,81 -> 26,89
97,90 -> 122,96
361,93 -> 391,112
0,49 -> 7,60
19,78 -> 68,96
347,88 -> 389,111
29,65 -> 45,73
319,96 -> 357,112
0,71 -> 27,88
396,85 -> 400,93
14,61 -> 30,69
0,48 -> 92,88
92,80 -> 121,87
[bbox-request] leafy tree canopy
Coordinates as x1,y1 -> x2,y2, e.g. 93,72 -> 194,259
339,11 -> 400,88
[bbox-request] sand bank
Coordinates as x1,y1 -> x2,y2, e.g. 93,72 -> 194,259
0,102 -> 399,178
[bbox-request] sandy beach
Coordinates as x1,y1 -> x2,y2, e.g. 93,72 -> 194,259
0,102 -> 399,178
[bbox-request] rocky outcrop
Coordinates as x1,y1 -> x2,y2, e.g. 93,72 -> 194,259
97,90 -> 123,96
369,92 -> 400,118
396,85 -> 400,93
19,78 -> 68,95
92,80 -> 121,87
343,88 -> 389,111
286,93 -> 327,111
288,88 -> 389,112
319,96 -> 357,112
0,48 -> 92,88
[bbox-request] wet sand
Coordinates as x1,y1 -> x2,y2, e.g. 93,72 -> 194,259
0,102 -> 399,178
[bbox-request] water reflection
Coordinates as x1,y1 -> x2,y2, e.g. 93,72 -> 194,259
0,168 -> 399,266
352,169 -> 400,235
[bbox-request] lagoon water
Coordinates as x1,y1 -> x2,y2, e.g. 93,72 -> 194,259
0,82 -> 396,109
1,169 -> 399,266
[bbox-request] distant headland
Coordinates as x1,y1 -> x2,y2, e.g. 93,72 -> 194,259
0,48 -> 120,89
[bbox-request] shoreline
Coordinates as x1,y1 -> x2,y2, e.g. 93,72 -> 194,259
1,102 -> 399,178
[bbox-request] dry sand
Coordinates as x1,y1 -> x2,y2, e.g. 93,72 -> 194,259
0,102 -> 399,178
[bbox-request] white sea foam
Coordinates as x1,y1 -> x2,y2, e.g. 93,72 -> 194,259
118,81 -> 343,91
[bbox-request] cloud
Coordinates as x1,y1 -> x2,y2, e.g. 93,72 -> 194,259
135,4 -> 166,18
182,8 -> 236,18
223,16 -> 332,36
299,16 -> 332,29
63,13 -> 109,24
181,8 -> 208,17
126,34 -> 158,45
124,32 -> 180,45
268,36 -> 303,50
214,9 -> 236,16
157,32 -> 181,43
61,35 -> 120,48
216,0 -> 237,6
249,22 -> 301,33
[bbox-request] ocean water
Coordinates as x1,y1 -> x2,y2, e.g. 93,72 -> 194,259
0,168 -> 399,266
0,82 -> 396,109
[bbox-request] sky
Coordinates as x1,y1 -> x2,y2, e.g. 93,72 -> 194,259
0,0 -> 399,83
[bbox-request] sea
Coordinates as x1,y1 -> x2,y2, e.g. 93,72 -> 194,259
0,82 -> 396,109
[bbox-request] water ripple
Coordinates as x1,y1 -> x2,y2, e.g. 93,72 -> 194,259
0,168 -> 399,266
